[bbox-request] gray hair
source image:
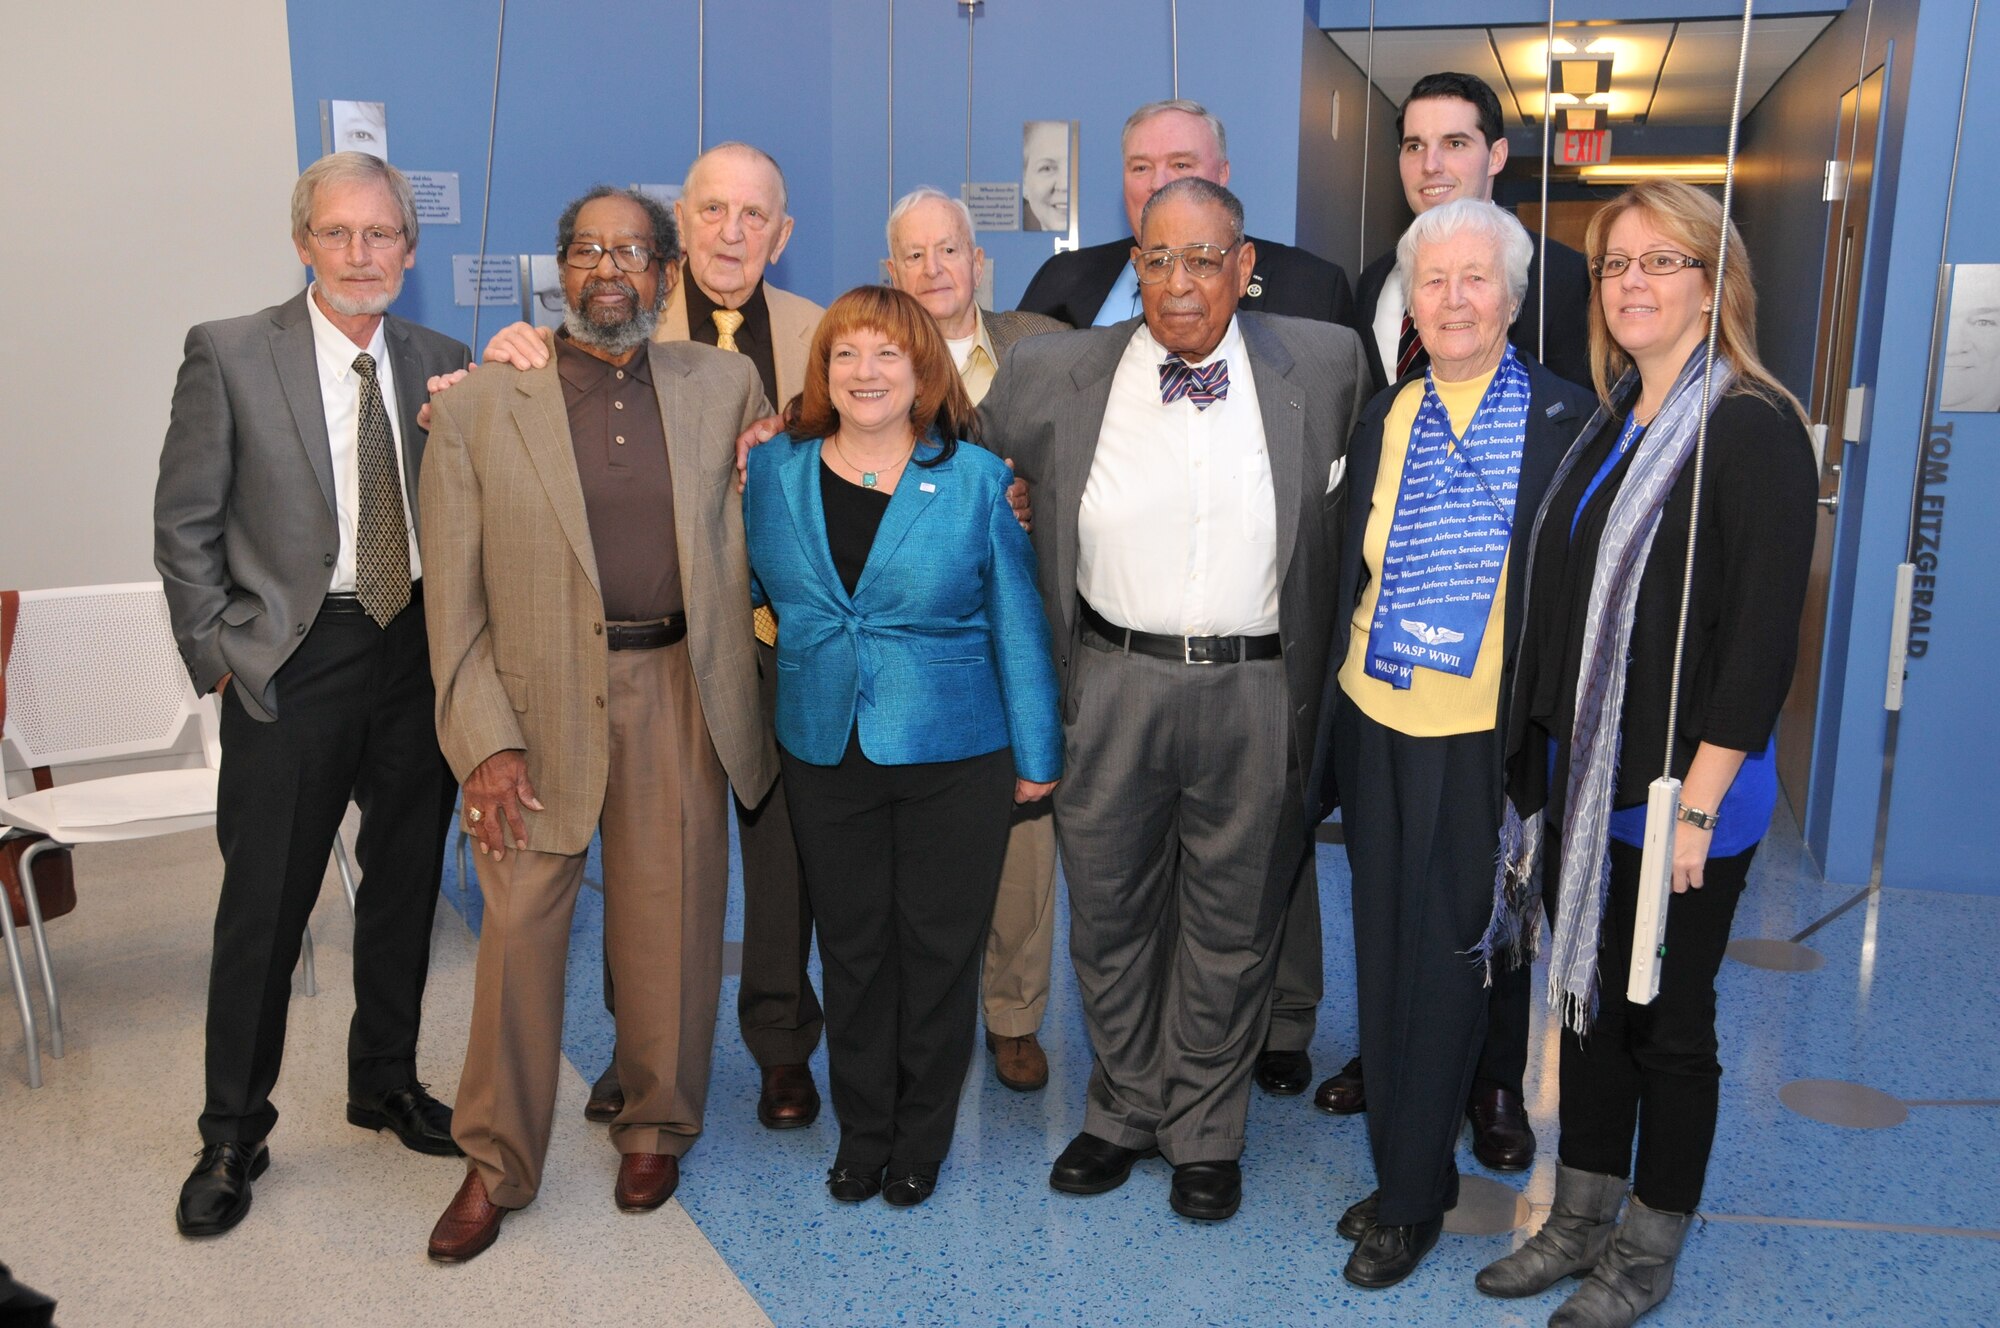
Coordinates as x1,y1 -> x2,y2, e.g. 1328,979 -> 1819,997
1121,98 -> 1228,161
1395,198 -> 1533,313
291,152 -> 420,250
682,141 -> 790,218
1138,176 -> 1245,246
885,186 -> 977,256
556,186 -> 680,267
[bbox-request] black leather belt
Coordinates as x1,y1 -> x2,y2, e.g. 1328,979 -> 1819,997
607,614 -> 688,651
1080,599 -> 1281,665
319,580 -> 421,617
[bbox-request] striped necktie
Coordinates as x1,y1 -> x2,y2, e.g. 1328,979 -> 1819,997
1395,313 -> 1428,381
1159,355 -> 1230,410
350,353 -> 410,627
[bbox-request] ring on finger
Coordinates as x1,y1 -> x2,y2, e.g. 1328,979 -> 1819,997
467,806 -> 484,824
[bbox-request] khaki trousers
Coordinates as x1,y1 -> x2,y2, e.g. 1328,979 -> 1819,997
451,640 -> 729,1208
980,799 -> 1058,1038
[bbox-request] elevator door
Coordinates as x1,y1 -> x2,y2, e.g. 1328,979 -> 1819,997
1780,67 -> 1883,825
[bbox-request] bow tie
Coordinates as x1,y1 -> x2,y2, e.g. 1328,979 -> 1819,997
1159,355 -> 1229,410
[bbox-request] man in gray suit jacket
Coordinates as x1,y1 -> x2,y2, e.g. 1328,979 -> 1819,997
981,178 -> 1369,1221
155,153 -> 471,1238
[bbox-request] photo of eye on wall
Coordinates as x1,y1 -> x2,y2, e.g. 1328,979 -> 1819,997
526,254 -> 566,330
1941,263 -> 2000,413
1021,120 -> 1072,233
321,99 -> 388,160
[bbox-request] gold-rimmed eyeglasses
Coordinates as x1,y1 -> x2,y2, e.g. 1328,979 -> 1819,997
1134,241 -> 1241,285
308,225 -> 406,251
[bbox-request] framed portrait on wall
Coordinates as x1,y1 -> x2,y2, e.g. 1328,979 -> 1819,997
1941,263 -> 2000,412
1022,120 -> 1072,233
524,255 -> 565,330
321,100 -> 388,160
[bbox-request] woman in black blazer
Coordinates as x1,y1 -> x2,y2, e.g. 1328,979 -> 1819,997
1475,182 -> 1816,1327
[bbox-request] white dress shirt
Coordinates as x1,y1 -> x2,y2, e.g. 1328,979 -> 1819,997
305,285 -> 421,590
1077,316 -> 1279,637
1372,264 -> 1407,380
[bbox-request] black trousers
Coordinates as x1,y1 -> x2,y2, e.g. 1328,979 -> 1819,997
1555,837 -> 1753,1213
1335,693 -> 1502,1226
201,596 -> 456,1145
601,643 -> 825,1069
781,736 -> 1012,1173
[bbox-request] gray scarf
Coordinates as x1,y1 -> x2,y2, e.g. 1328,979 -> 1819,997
1485,349 -> 1736,1031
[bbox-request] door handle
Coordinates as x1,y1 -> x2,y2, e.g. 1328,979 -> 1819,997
1818,463 -> 1841,514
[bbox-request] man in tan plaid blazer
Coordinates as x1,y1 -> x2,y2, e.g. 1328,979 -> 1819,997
417,186 -> 775,1261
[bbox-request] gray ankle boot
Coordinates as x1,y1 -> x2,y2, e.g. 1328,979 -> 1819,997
1548,1195 -> 1695,1328
1475,1165 -> 1628,1298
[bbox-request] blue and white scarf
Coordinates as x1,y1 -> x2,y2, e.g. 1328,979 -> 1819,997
1363,346 -> 1531,689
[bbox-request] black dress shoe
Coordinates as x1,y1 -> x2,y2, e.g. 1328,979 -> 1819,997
1049,1131 -> 1157,1195
1169,1160 -> 1242,1221
1343,1215 -> 1443,1289
1466,1086 -> 1536,1172
882,1169 -> 938,1208
1314,1055 -> 1367,1115
1253,1047 -> 1312,1096
348,1083 -> 463,1157
1337,1189 -> 1380,1241
585,1061 -> 623,1124
826,1165 -> 884,1203
176,1141 -> 270,1237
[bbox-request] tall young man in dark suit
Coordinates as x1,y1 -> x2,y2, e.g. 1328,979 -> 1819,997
156,153 -> 471,1238
1019,99 -> 1356,331
1273,71 -> 1590,1174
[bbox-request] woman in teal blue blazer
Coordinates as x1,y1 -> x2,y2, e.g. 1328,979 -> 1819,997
743,286 -> 1060,1208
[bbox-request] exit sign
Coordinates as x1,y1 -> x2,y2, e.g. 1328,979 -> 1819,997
1558,130 -> 1613,165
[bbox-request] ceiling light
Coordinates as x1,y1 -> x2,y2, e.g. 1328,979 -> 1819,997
1558,106 -> 1603,133
1558,57 -> 1614,97
1575,158 -> 1728,184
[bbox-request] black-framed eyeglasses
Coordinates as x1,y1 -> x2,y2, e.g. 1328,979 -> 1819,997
1134,241 -> 1241,284
562,242 -> 658,273
1590,250 -> 1707,280
308,225 -> 406,251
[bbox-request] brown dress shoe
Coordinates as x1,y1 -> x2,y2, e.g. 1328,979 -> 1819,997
429,1170 -> 507,1262
985,1030 -> 1050,1092
1314,1055 -> 1367,1115
1466,1086 -> 1536,1172
615,1152 -> 680,1211
757,1063 -> 821,1129
585,1062 -> 624,1124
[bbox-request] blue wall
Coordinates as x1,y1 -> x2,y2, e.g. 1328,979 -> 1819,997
286,0 -> 1318,335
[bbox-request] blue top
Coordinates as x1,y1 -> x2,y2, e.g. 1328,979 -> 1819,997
1092,261 -> 1144,327
1568,412 -> 1777,856
743,433 -> 1062,782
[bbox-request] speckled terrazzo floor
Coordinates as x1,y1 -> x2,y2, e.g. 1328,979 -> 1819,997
4,800 -> 1996,1326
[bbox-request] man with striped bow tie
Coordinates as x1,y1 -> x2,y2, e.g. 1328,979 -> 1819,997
978,177 -> 1370,1222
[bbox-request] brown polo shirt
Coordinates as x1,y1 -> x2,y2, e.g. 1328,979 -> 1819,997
555,332 -> 682,621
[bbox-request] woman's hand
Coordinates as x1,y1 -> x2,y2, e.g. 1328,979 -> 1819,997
1671,821 -> 1712,893
1014,778 -> 1057,804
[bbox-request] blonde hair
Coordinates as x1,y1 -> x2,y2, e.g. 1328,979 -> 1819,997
1584,180 -> 1805,422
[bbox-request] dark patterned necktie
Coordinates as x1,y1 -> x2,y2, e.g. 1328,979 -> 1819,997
1159,355 -> 1230,410
351,353 -> 411,627
1395,313 -> 1429,381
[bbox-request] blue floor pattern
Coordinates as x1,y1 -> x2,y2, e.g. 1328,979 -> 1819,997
439,800 -> 2000,1327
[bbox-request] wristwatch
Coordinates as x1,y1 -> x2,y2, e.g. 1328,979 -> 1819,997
1676,803 -> 1720,832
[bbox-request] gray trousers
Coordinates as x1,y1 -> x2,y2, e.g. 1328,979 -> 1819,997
1055,633 -> 1307,1165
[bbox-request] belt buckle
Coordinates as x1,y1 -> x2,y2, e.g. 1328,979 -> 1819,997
1183,636 -> 1220,665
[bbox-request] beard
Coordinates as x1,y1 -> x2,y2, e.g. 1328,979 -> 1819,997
318,272 -> 402,317
563,275 -> 664,355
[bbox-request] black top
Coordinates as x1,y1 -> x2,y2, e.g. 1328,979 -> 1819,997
1017,233 -> 1358,330
1353,236 -> 1593,396
685,272 -> 779,410
819,458 -> 891,596
1504,386 -> 1818,818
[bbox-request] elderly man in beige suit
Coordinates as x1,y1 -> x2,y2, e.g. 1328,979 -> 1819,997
475,143 -> 829,1135
421,186 -> 772,1262
884,186 -> 1065,1092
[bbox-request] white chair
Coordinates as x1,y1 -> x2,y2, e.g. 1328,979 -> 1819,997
0,583 -> 330,1088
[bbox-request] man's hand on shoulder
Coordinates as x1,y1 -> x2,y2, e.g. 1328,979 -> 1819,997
735,415 -> 785,493
1003,459 -> 1032,532
484,322 -> 556,369
416,368 -> 472,431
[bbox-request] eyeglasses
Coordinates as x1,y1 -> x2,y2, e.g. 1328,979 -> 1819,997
562,242 -> 658,273
1590,250 -> 1707,280
1134,242 -> 1241,284
308,225 -> 406,251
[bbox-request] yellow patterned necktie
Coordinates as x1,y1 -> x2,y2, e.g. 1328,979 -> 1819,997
712,307 -> 745,353
712,306 -> 777,646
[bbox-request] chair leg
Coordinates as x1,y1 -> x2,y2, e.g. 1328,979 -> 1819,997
0,895 -> 42,1089
332,832 -> 359,916
300,923 -> 318,998
17,841 -> 63,1059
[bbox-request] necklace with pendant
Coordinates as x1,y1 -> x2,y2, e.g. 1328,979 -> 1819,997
833,432 -> 916,488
